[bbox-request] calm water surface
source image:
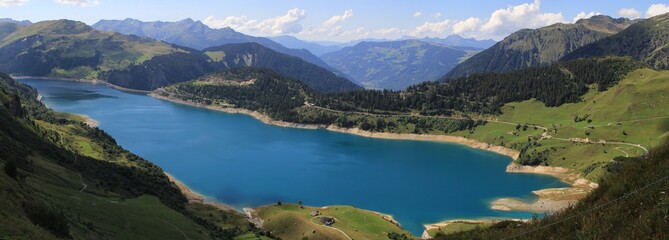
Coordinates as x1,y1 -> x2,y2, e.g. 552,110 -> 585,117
22,78 -> 568,235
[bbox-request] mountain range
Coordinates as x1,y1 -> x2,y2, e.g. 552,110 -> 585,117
445,15 -> 638,78
0,19 -> 360,92
269,34 -> 496,56
322,40 -> 479,89
92,18 -> 340,75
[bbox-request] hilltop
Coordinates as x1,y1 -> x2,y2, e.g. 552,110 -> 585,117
564,12 -> 669,70
446,15 -> 636,78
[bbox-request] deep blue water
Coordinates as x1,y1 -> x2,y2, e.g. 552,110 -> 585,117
22,78 -> 568,235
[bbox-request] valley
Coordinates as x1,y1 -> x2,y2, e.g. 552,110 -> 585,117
1,3 -> 668,239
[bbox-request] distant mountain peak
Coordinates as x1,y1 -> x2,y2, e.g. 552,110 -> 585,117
0,18 -> 32,25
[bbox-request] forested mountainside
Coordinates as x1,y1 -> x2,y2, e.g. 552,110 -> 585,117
155,56 -> 642,140
445,15 -> 636,78
202,42 -> 361,92
0,73 -> 258,239
564,12 -> 669,70
0,20 -> 360,93
92,18 -> 341,75
321,40 -> 478,90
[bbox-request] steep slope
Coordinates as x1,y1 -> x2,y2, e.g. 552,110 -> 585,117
92,18 -> 341,75
321,40 -> 475,90
203,42 -> 361,92
445,15 -> 636,78
564,12 -> 669,70
269,35 -> 342,55
0,73 -> 253,239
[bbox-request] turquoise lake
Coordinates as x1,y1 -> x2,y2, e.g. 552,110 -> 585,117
22,78 -> 569,235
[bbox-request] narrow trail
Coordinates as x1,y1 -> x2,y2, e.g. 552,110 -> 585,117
309,216 -> 353,240
546,135 -> 649,155
614,147 -> 630,157
608,116 -> 669,125
162,219 -> 190,240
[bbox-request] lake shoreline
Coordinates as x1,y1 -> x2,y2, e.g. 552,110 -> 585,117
150,94 -> 599,236
23,76 -> 596,237
164,172 -> 237,213
12,75 -> 152,94
149,93 -> 521,160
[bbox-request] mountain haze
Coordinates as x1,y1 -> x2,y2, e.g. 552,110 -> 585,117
322,40 -> 477,89
445,15 -> 637,78
416,35 -> 496,49
269,35 -> 343,56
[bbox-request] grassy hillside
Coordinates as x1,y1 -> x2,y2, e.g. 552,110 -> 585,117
446,15 -> 635,78
564,12 -> 669,70
321,40 -> 476,90
0,20 -> 186,79
449,67 -> 669,180
254,204 -> 412,240
0,73 -> 255,239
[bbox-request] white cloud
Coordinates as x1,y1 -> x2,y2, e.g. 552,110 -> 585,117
203,8 -> 307,35
452,17 -> 480,35
414,19 -> 451,36
480,0 -> 563,39
617,8 -> 641,19
573,11 -> 601,22
323,9 -> 353,27
406,0 -> 563,40
433,12 -> 442,18
647,3 -> 669,17
0,0 -> 27,7
413,11 -> 422,17
54,0 -> 99,7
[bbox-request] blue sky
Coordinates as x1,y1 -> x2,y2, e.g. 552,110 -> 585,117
1,0 -> 668,41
